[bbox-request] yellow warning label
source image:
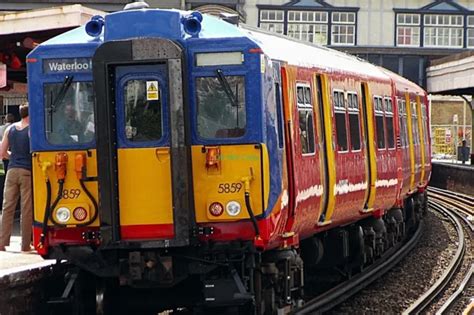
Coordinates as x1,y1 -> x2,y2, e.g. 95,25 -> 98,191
146,81 -> 159,101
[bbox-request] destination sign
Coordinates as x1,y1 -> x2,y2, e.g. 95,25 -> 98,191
43,58 -> 92,73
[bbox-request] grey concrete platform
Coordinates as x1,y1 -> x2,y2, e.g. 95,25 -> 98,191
0,213 -> 55,275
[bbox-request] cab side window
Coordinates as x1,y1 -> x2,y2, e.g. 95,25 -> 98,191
297,85 -> 315,155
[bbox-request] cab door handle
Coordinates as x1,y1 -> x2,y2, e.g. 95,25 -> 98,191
155,147 -> 170,163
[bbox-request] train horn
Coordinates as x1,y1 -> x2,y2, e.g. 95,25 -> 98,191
85,15 -> 105,37
182,11 -> 203,37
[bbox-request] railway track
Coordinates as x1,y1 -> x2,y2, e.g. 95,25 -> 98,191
402,187 -> 473,315
292,219 -> 423,314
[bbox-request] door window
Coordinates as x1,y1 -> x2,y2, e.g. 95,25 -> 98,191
297,85 -> 316,154
123,79 -> 162,142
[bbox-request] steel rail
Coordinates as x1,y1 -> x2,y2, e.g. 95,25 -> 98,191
430,190 -> 474,315
428,194 -> 474,217
293,221 -> 423,315
428,187 -> 474,208
436,264 -> 474,315
429,197 -> 474,231
403,201 -> 466,315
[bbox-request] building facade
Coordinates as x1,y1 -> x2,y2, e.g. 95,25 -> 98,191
246,0 -> 474,88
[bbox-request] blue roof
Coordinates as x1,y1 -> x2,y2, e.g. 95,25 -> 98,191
38,8 -> 246,48
40,25 -> 102,46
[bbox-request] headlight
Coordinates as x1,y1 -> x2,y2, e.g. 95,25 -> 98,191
226,201 -> 241,216
55,207 -> 71,223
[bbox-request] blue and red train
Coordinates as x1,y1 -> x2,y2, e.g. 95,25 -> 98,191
27,2 -> 430,313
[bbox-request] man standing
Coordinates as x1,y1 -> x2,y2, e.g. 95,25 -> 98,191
0,113 -> 16,171
0,104 -> 32,251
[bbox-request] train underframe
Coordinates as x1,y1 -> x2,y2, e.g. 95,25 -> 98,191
49,191 -> 427,315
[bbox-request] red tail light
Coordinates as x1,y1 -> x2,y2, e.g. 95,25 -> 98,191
73,207 -> 87,221
209,202 -> 224,217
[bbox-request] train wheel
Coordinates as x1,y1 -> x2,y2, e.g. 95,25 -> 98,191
404,197 -> 417,232
96,279 -> 119,315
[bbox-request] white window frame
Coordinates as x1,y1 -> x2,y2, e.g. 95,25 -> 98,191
396,13 -> 421,47
287,10 -> 328,45
331,24 -> 355,46
260,10 -> 284,22
468,16 -> 474,48
423,14 -> 463,48
259,9 -> 285,35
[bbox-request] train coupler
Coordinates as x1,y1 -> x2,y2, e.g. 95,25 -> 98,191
203,267 -> 252,306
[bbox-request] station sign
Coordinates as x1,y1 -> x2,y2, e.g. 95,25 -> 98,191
0,64 -> 6,88
43,58 -> 92,73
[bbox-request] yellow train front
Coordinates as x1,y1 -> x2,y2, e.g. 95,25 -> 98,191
27,4 -> 430,314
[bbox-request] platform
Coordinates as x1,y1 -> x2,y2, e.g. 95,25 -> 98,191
0,213 -> 55,276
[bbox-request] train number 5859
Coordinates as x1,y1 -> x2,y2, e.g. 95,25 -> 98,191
217,183 -> 242,194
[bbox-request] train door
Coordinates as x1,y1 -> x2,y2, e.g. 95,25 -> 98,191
114,65 -> 174,240
93,39 -> 191,247
360,83 -> 376,210
315,75 -> 334,224
281,67 -> 323,231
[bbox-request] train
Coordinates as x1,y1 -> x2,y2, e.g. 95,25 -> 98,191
27,2 -> 430,314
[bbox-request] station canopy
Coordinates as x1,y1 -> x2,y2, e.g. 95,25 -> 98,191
427,51 -> 474,96
0,5 -> 105,88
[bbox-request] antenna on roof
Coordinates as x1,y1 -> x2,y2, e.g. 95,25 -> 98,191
220,12 -> 239,26
124,1 -> 149,10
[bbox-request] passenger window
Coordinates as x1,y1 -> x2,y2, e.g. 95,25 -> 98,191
297,85 -> 315,154
275,83 -> 284,149
374,96 -> 385,149
334,91 -> 348,152
124,79 -> 162,142
196,75 -> 246,139
347,93 -> 361,151
411,102 -> 419,145
44,81 -> 95,145
385,98 -> 395,149
398,99 -> 407,148
421,104 -> 428,145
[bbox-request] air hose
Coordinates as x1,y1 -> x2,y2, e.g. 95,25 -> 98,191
39,178 -> 52,247
244,191 -> 260,237
242,171 -> 260,237
38,179 -> 65,248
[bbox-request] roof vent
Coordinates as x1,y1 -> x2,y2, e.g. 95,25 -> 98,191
220,12 -> 239,26
124,1 -> 149,10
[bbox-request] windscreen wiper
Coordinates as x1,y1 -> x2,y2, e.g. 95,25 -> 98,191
49,75 -> 74,113
215,69 -> 238,108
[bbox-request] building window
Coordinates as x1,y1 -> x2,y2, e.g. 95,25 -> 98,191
297,85 -> 316,155
396,13 -> 420,47
468,16 -> 474,48
260,10 -> 285,35
424,14 -> 463,48
287,11 -> 328,45
331,12 -> 356,45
